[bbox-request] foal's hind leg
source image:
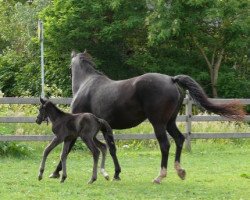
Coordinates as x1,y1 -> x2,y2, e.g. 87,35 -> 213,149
167,121 -> 186,180
82,137 -> 100,184
93,137 -> 109,180
152,124 -> 170,184
50,138 -> 77,179
60,141 -> 71,183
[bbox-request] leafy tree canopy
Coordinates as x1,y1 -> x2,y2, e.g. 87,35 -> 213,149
0,0 -> 249,98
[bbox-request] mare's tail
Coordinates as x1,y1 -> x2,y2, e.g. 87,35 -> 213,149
172,75 -> 245,120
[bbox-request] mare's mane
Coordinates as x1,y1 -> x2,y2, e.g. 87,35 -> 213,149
77,52 -> 105,76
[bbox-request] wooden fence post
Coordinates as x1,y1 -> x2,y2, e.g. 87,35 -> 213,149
185,90 -> 192,151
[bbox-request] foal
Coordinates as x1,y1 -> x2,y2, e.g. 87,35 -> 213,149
36,97 -> 121,184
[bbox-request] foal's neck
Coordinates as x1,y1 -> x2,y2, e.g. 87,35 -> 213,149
46,103 -> 65,123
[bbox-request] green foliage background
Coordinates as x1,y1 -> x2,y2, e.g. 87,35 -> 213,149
0,0 -> 249,98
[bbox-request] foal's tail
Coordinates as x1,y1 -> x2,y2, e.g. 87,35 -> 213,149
172,75 -> 245,120
98,118 -> 114,141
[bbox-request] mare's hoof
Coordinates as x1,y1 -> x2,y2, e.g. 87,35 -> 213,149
177,169 -> 186,180
88,178 -> 96,184
49,173 -> 60,179
113,176 -> 121,181
38,175 -> 43,181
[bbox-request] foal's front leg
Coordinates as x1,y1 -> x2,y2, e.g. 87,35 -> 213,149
60,141 -> 71,183
38,137 -> 61,181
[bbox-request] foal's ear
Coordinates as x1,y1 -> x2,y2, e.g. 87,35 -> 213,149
71,50 -> 77,58
40,96 -> 46,105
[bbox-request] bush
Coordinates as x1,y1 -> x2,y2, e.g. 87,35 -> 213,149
0,139 -> 33,157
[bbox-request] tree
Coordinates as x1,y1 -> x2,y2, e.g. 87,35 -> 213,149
39,0 -> 148,96
0,0 -> 49,96
147,0 -> 249,97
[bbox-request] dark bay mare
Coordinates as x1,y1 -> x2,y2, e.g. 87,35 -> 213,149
53,51 -> 245,184
36,97 -> 121,183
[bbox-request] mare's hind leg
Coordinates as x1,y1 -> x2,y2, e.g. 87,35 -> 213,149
49,138 -> 77,179
152,123 -> 170,184
81,136 -> 100,184
102,130 -> 121,181
167,121 -> 186,180
93,137 -> 109,180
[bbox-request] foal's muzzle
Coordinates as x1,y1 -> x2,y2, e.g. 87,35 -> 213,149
36,116 -> 48,125
36,118 -> 43,125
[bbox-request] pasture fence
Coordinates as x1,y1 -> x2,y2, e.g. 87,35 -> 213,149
0,96 -> 249,150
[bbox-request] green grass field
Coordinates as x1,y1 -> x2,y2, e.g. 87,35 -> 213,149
0,140 -> 249,200
0,105 -> 250,199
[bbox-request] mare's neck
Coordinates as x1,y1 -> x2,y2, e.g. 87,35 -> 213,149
71,60 -> 99,95
46,104 -> 65,123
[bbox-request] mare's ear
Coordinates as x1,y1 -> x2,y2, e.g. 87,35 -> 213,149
71,50 -> 77,58
83,49 -> 92,60
40,96 -> 46,105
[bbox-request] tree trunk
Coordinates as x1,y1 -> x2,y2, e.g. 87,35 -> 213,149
210,49 -> 224,97
192,37 -> 224,97
210,68 -> 218,97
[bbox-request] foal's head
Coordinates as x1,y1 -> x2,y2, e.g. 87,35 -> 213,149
36,97 -> 49,125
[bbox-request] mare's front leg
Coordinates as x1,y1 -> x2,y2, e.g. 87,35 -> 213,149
152,124 -> 170,184
60,140 -> 71,183
49,138 -> 77,179
38,137 -> 61,181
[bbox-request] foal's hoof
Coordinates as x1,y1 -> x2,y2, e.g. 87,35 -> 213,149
60,179 -> 65,183
153,178 -> 161,184
38,175 -> 43,181
49,173 -> 60,179
104,175 -> 110,181
60,175 -> 67,183
177,169 -> 186,180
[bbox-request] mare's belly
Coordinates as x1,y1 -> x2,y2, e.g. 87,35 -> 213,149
96,104 -> 146,129
109,115 -> 146,129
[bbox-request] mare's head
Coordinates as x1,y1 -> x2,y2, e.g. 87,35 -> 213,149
36,97 -> 49,125
70,50 -> 95,71
70,50 -> 105,94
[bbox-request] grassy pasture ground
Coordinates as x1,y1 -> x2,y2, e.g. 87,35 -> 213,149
0,104 -> 249,199
0,140 -> 249,200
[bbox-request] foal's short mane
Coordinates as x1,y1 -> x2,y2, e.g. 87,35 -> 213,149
44,101 -> 65,115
